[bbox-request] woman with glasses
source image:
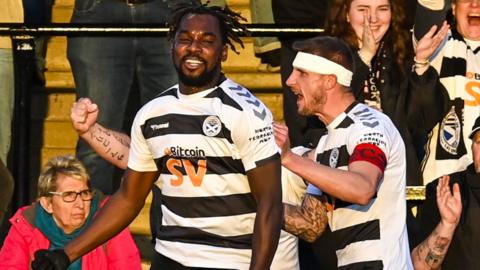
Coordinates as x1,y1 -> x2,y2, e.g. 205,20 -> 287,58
0,155 -> 141,269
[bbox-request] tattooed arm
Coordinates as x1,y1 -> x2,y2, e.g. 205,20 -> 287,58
283,193 -> 328,243
412,176 -> 462,270
71,98 -> 131,169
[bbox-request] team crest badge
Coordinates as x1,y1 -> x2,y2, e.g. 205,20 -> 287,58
329,148 -> 339,168
203,116 -> 222,137
439,107 -> 461,155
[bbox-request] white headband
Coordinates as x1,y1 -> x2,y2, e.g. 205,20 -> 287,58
292,51 -> 353,87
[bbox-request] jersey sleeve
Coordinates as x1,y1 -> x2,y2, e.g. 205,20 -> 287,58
231,97 -> 279,172
347,120 -> 390,173
127,108 -> 158,172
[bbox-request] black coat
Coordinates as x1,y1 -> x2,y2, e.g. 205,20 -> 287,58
351,49 -> 449,186
416,165 -> 480,269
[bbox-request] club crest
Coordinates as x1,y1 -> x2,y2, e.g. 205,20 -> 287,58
203,116 -> 222,137
439,107 -> 461,155
329,148 -> 339,168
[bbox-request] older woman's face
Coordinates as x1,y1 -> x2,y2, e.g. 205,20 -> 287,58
41,174 -> 91,234
453,0 -> 480,40
347,0 -> 392,44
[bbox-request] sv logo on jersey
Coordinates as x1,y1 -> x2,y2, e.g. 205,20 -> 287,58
465,81 -> 480,106
166,159 -> 207,187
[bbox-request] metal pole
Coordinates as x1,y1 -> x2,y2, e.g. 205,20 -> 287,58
10,35 -> 35,211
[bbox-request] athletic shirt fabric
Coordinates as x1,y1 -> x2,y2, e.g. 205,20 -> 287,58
128,78 -> 283,269
421,30 -> 480,184
306,102 -> 413,269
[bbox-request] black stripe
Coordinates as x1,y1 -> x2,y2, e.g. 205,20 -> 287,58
333,219 -> 380,251
328,195 -> 377,210
439,57 -> 467,78
157,226 -> 252,249
141,114 -> 233,143
338,260 -> 383,270
473,46 -> 480,54
154,87 -> 178,99
336,116 -> 354,129
316,144 -> 350,168
155,156 -> 245,175
162,193 -> 256,217
205,87 -> 243,111
254,153 -> 280,168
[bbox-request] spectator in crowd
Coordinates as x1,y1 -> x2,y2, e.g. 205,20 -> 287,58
414,0 -> 480,185
0,0 -> 23,165
413,115 -> 480,269
325,0 -> 450,187
250,0 -> 281,72
31,3 -> 283,270
272,0 -> 331,148
67,0 -> 178,194
0,0 -> 22,228
274,35 -> 413,269
0,155 -> 141,269
0,159 -> 14,224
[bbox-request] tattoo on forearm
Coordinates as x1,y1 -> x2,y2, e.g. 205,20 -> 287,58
86,125 -> 129,161
415,230 -> 451,268
283,194 -> 328,242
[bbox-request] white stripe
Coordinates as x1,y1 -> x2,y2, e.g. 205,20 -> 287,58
293,51 -> 353,86
146,133 -> 240,160
155,239 -> 251,269
161,205 -> 255,236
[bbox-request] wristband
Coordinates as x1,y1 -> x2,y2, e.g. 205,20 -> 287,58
413,56 -> 429,66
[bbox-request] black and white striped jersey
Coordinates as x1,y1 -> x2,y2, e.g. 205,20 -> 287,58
421,30 -> 480,184
128,78 -> 280,269
307,102 -> 413,270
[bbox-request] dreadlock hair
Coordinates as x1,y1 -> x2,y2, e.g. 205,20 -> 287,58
167,1 -> 250,54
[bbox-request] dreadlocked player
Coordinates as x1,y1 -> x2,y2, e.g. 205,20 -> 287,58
31,3 -> 283,270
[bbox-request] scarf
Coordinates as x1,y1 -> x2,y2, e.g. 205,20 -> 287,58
35,194 -> 99,270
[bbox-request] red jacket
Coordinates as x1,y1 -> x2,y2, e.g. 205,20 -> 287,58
0,198 -> 141,270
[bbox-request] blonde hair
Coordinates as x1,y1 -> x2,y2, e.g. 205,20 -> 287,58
37,155 -> 90,198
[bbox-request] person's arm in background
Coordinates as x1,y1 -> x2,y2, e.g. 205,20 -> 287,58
411,175 -> 462,270
414,0 -> 450,42
405,22 -> 451,134
71,98 -> 130,169
247,157 -> 283,270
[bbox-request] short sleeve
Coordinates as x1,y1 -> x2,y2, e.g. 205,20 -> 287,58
231,99 -> 279,171
127,109 -> 158,172
347,120 -> 390,172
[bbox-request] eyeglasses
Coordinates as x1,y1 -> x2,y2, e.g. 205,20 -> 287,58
49,189 -> 94,202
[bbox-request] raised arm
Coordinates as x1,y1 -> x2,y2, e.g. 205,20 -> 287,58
247,157 -> 282,270
414,0 -> 450,41
32,168 -> 158,269
411,175 -> 462,270
71,98 -> 131,169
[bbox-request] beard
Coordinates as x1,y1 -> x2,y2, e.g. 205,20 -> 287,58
175,57 -> 220,87
298,92 -> 326,116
